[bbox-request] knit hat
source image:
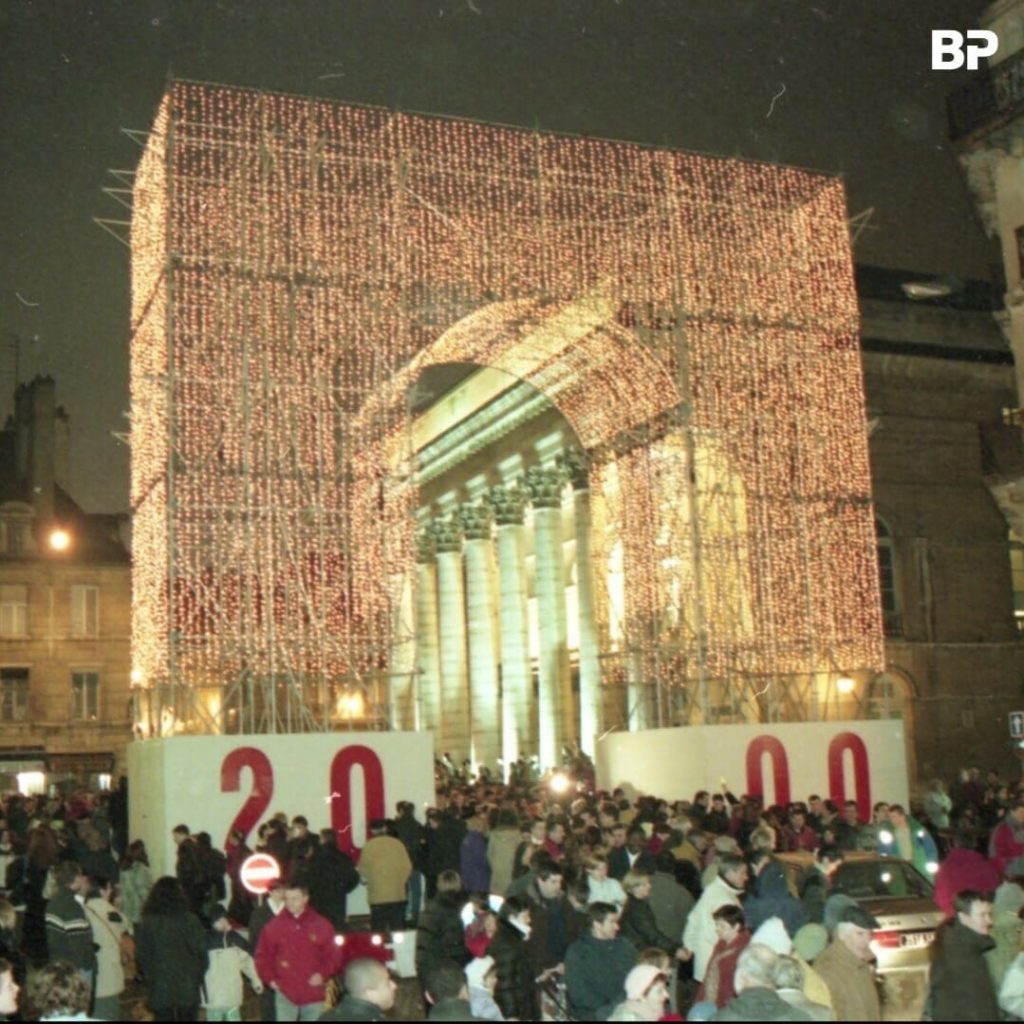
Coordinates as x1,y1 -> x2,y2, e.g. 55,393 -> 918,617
465,956 -> 495,990
995,881 -> 1024,916
793,922 -> 828,962
624,963 -> 667,1001
751,916 -> 792,955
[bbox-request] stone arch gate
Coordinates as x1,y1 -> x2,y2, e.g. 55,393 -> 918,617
129,81 -> 883,761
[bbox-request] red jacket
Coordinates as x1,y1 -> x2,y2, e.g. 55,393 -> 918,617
933,849 -> 1001,917
696,931 -> 750,1008
990,818 -> 1024,878
254,905 -> 340,1007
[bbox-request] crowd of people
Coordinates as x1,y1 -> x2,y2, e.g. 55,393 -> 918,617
0,762 -> 1023,1020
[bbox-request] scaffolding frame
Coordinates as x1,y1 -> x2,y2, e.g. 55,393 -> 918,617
129,81 -> 883,738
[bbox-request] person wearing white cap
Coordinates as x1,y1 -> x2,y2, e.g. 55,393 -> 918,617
607,963 -> 670,1022
465,955 -> 503,1021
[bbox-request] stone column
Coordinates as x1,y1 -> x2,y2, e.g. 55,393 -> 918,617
525,465 -> 573,769
560,449 -> 601,756
488,483 -> 532,775
432,516 -> 470,761
413,530 -> 440,734
457,501 -> 500,773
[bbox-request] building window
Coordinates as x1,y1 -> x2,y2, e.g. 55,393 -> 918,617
876,518 -> 901,636
0,668 -> 29,722
70,585 -> 99,638
0,585 -> 27,638
1010,533 -> 1024,632
71,671 -> 99,721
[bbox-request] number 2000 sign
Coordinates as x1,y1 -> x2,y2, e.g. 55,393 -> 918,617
220,745 -> 385,856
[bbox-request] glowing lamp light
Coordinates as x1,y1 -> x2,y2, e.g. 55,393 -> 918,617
48,528 -> 71,552
836,676 -> 855,695
925,861 -> 938,875
334,935 -> 345,947
549,772 -> 571,795
371,934 -> 383,947
878,830 -> 894,846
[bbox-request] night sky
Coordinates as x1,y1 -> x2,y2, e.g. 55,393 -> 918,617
0,0 -> 997,513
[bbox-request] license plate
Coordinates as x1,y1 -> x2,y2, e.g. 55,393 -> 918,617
899,931 -> 933,949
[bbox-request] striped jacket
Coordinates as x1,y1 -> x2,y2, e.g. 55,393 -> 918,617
45,886 -> 97,972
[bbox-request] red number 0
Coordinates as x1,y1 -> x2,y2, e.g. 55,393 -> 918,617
221,747 -> 274,849
828,732 -> 872,823
745,735 -> 791,808
330,745 -> 385,857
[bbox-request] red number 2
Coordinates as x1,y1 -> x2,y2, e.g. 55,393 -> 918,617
220,747 -> 274,849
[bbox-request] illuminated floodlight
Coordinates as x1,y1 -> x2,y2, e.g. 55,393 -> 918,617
549,772 -> 571,795
836,676 -> 855,695
48,528 -> 71,552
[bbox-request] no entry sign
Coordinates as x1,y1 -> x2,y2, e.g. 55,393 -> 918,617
240,852 -> 281,895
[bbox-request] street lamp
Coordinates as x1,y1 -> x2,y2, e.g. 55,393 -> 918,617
48,527 -> 71,552
836,675 -> 855,695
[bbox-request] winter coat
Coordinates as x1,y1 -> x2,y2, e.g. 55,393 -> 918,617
523,881 -> 581,975
650,869 -> 693,940
319,994 -> 386,1020
876,816 -> 938,877
358,835 -> 412,906
933,849 -> 1000,918
202,928 -> 262,1010
564,933 -> 637,1021
746,861 -> 808,937
135,908 -> 209,1010
798,869 -> 829,925
306,844 -> 360,931
415,894 -> 470,977
697,931 -> 750,1008
254,905 -> 340,1008
425,817 -> 466,878
84,896 -> 127,999
683,875 -> 745,982
991,817 -> 1024,878
711,986 -> 813,1021
394,813 -> 426,873
999,951 -> 1024,1019
118,861 -> 153,927
460,831 -> 491,893
607,846 -> 656,881
485,827 -> 520,896
929,920 -> 999,1021
44,886 -> 96,973
814,938 -> 880,1021
488,919 -> 538,1021
619,895 -> 680,954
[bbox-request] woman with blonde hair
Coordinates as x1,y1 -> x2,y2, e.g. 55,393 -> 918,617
585,850 -> 627,908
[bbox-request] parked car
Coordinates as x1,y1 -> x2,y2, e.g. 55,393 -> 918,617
776,851 -> 943,1021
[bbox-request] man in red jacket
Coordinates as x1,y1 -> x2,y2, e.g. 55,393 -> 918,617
255,881 -> 342,1021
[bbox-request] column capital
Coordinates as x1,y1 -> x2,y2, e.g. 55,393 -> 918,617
429,515 -> 463,553
415,528 -> 437,564
486,483 -> 529,526
557,448 -> 590,490
456,501 -> 494,541
524,465 -> 568,509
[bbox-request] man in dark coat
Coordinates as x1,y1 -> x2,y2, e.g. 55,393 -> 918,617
608,826 -> 656,881
319,957 -> 396,1021
929,889 -> 999,1021
423,810 -> 465,901
745,852 -> 808,937
304,830 -> 359,932
523,863 -> 581,979
423,962 -> 476,1022
44,860 -> 96,978
565,901 -> 637,1020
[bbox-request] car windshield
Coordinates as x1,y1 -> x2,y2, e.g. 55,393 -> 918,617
832,860 -> 933,900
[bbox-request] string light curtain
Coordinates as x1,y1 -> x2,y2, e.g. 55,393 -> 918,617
130,80 -> 882,735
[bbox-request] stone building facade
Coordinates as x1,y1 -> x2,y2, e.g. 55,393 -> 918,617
0,377 -> 131,791
403,265 -> 1024,786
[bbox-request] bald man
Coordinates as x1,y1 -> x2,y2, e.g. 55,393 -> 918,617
319,958 -> 397,1022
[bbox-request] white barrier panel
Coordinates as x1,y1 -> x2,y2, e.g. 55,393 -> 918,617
596,720 -> 908,819
127,732 -> 435,916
